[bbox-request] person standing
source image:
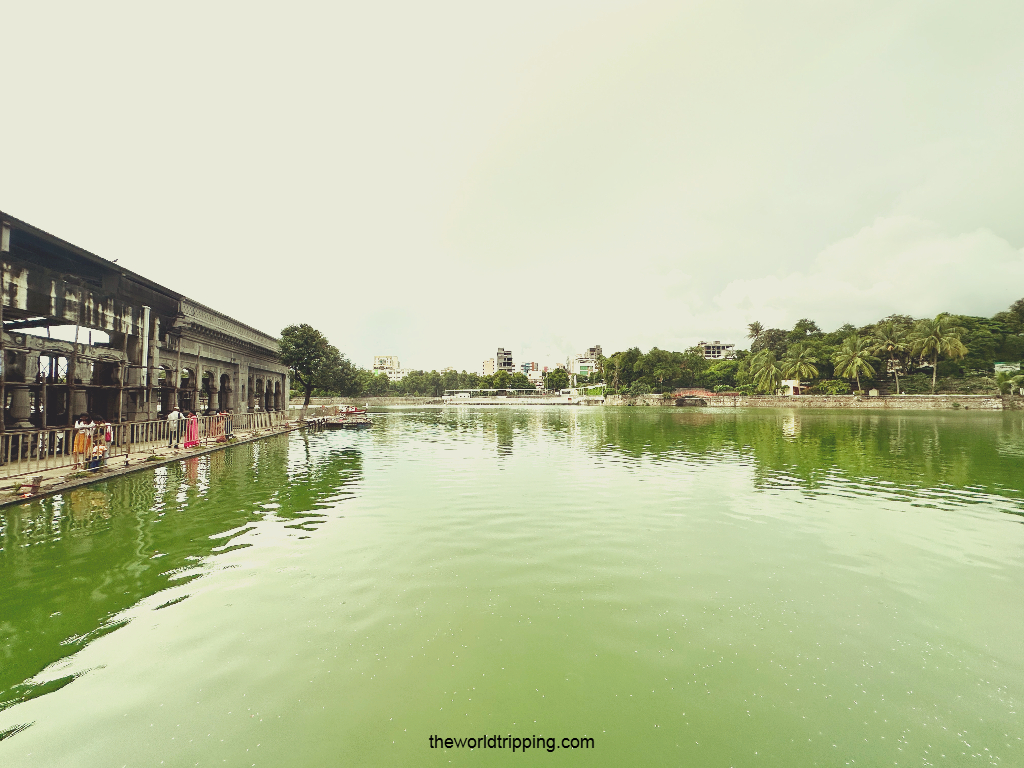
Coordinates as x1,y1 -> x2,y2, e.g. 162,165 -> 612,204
72,414 -> 93,469
183,411 -> 200,449
167,406 -> 184,449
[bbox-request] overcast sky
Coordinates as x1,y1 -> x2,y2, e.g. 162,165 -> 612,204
3,1 -> 1023,372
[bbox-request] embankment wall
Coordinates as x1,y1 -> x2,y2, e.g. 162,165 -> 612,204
606,394 -> 1010,410
299,396 -> 441,408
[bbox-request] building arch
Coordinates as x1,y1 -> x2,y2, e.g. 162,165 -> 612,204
180,367 -> 196,412
219,373 -> 231,412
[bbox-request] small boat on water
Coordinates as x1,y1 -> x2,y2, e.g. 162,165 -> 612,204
323,413 -> 372,430
304,406 -> 372,430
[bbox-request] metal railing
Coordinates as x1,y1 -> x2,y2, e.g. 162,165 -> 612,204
0,411 -> 285,481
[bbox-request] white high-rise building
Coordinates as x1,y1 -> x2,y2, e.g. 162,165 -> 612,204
373,355 -> 408,382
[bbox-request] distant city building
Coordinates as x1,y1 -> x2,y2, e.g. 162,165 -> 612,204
373,355 -> 400,372
568,345 -> 603,377
569,356 -> 599,377
521,361 -> 539,375
526,369 -> 545,388
698,341 -> 736,360
482,358 -> 495,376
373,355 -> 408,381
440,366 -> 456,374
497,348 -> 514,373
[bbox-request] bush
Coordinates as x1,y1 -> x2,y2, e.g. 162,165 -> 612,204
899,373 -> 933,394
814,379 -> 851,395
936,360 -> 963,378
627,381 -> 652,396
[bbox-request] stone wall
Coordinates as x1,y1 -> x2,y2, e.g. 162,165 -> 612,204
606,394 -> 1006,410
604,394 -> 674,407
300,394 -> 1012,411
302,396 -> 442,407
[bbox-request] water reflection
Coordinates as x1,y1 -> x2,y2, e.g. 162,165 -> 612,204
0,433 -> 362,713
588,408 -> 1024,513
360,408 -> 1024,513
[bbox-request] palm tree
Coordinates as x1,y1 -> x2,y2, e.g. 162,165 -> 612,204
747,321 -> 764,345
869,320 -> 909,394
996,371 -> 1023,395
832,335 -> 876,393
781,343 -> 819,381
751,349 -> 782,393
910,314 -> 968,393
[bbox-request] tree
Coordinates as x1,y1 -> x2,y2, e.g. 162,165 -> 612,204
869,320 -> 909,394
509,372 -> 533,390
492,370 -> 512,389
279,324 -> 346,418
750,349 -> 782,393
747,321 -> 764,346
996,371 -> 1024,395
781,343 -> 819,381
910,314 -> 968,393
544,368 -> 569,391
750,328 -> 789,356
787,318 -> 822,343
633,347 -> 676,391
832,335 -> 876,393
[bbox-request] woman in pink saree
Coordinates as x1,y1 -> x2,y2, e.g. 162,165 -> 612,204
183,411 -> 200,448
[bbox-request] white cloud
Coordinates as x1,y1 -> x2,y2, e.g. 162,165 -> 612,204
711,216 -> 1024,334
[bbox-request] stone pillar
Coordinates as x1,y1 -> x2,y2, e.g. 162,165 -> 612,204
72,389 -> 89,418
206,371 -> 219,415
9,385 -> 34,429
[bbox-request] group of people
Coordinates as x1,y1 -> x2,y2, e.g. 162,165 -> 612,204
166,407 -> 235,449
72,414 -> 113,469
166,406 -> 200,449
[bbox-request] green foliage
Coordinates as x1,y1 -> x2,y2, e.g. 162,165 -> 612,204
787,318 -> 822,343
832,336 -> 877,392
750,350 -> 783,393
781,343 -> 819,380
627,381 -> 652,396
868,320 -> 910,394
750,328 -> 789,356
911,314 -> 968,393
898,373 -> 932,394
544,368 -> 570,391
509,372 -> 534,390
814,379 -> 851,395
279,324 -> 354,408
996,371 -> 1024,395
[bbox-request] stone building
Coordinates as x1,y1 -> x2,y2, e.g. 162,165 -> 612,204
0,212 -> 289,430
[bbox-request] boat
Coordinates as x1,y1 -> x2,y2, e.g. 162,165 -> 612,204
323,413 -> 372,430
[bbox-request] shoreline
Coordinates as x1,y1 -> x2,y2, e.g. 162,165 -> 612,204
308,394 -> 1019,411
0,422 -> 302,510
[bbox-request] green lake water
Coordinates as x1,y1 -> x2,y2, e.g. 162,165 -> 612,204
1,407 -> 1022,766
